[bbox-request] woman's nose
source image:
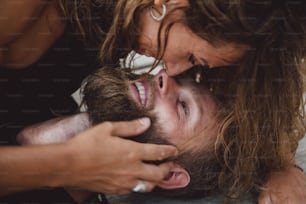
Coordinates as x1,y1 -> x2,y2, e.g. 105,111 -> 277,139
164,61 -> 190,76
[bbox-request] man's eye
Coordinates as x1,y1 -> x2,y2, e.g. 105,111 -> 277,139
179,100 -> 189,116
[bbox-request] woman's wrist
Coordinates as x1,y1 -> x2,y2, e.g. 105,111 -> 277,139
47,142 -> 80,188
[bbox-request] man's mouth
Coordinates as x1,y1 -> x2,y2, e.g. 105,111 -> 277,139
129,79 -> 151,107
135,82 -> 146,105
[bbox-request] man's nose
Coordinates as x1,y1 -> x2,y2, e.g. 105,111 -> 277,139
156,70 -> 178,97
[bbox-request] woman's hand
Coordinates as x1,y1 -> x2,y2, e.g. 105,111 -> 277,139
18,114 -> 178,195
258,165 -> 306,204
60,117 -> 178,194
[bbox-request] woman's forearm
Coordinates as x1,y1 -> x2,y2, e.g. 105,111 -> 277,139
0,143 -> 72,196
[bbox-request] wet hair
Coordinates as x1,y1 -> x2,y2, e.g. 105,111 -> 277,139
60,0 -> 306,200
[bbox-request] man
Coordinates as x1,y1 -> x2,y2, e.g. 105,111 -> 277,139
18,66 -> 228,201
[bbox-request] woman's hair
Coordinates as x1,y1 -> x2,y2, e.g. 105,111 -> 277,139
206,60 -> 305,200
60,0 -> 306,200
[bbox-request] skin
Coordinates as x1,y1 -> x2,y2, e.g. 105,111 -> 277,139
128,70 -> 218,148
0,0 -> 66,68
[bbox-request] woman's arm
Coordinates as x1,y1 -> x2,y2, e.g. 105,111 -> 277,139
0,0 -> 46,47
0,142 -> 73,195
0,0 -> 65,68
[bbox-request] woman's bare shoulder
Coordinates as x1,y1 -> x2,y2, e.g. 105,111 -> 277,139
0,0 -> 48,46
0,0 -> 65,68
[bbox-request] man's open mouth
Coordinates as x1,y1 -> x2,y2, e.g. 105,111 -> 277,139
135,82 -> 146,105
129,79 -> 151,107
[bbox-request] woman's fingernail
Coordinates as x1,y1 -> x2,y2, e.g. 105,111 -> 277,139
139,117 -> 151,126
164,172 -> 174,180
173,149 -> 179,156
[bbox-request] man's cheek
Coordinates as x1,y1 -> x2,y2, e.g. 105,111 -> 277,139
152,107 -> 178,138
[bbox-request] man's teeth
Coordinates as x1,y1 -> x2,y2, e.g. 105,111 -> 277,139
135,82 -> 145,105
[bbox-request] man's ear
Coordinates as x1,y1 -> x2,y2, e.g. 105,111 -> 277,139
157,164 -> 190,189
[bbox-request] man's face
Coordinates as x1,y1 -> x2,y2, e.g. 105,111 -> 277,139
129,70 -> 218,149
83,67 -> 219,152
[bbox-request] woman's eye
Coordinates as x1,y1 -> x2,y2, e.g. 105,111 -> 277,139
188,54 -> 208,67
188,54 -> 196,65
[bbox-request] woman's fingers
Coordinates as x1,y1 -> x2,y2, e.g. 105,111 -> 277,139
98,118 -> 178,162
137,142 -> 178,161
138,162 -> 175,183
107,117 -> 151,137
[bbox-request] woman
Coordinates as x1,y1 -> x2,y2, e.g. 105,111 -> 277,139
0,0 -> 305,203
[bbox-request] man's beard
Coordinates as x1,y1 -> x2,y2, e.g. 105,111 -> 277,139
81,67 -> 172,147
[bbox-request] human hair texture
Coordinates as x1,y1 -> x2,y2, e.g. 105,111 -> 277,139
205,61 -> 305,201
99,0 -> 153,66
210,1 -> 306,198
81,67 -> 142,123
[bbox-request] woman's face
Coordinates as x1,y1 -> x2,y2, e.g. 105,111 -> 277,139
137,2 -> 247,76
